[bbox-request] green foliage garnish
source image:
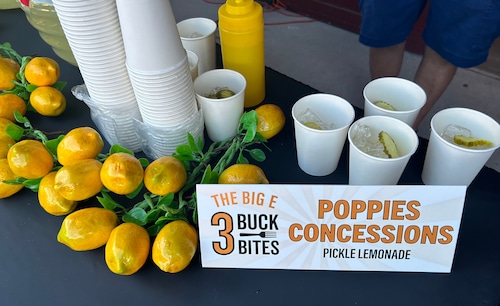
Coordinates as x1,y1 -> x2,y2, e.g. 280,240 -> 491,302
97,109 -> 270,232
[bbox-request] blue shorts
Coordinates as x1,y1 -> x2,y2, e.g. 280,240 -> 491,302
358,0 -> 500,68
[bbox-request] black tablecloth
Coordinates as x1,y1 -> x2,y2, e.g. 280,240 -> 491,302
1,9 -> 499,306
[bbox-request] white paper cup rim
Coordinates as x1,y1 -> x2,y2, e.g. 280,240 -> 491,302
363,77 -> 426,112
348,115 -> 419,161
430,107 -> 500,153
291,93 -> 355,132
177,17 -> 217,40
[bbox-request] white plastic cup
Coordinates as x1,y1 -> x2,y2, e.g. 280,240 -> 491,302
348,116 -> 419,185
116,0 -> 186,71
186,50 -> 199,80
291,94 -> 355,176
177,17 -> 217,75
363,77 -> 426,126
422,108 -> 500,186
194,69 -> 246,142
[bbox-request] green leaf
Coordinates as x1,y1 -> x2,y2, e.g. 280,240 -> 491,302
44,134 -> 65,157
156,213 -> 188,223
145,208 -> 162,223
175,144 -> 193,156
33,130 -> 48,143
20,178 -> 40,192
138,157 -> 149,167
248,148 -> 266,162
97,191 -> 127,211
242,127 -> 256,143
126,181 -> 144,199
52,81 -> 66,91
26,84 -> 38,93
109,144 -> 134,155
97,195 -> 116,211
192,207 -> 198,225
146,223 -> 166,236
187,133 -> 199,152
254,132 -> 268,142
200,165 -> 219,183
5,123 -> 24,141
174,153 -> 195,162
240,110 -> 258,130
236,154 -> 249,164
197,135 -> 204,151
157,192 -> 175,208
123,207 -> 147,226
13,110 -> 29,124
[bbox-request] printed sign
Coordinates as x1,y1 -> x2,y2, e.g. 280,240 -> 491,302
196,185 -> 466,273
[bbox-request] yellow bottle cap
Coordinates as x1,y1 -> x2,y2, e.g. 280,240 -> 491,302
225,0 -> 255,15
219,0 -> 263,32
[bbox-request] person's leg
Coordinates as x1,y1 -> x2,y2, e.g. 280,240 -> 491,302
413,0 -> 500,129
369,42 -> 406,79
358,0 -> 427,79
412,45 -> 457,129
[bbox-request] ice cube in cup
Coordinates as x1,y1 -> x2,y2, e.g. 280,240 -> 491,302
189,31 -> 204,38
298,108 -> 336,130
292,93 -> 355,176
348,115 -> 418,185
440,124 -> 471,143
422,107 -> 500,186
440,124 -> 493,149
350,124 -> 389,158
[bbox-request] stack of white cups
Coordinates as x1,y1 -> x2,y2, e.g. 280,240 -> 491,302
116,0 -> 204,159
53,0 -> 142,152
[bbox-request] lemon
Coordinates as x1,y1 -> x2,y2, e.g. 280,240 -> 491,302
7,139 -> 54,179
54,159 -> 103,201
38,171 -> 77,216
255,104 -> 286,139
218,163 -> 269,184
144,156 -> 186,196
100,152 -> 144,195
56,126 -> 104,166
24,57 -> 60,87
29,86 -> 66,116
57,207 -> 118,251
0,94 -> 27,122
105,222 -> 150,275
152,220 -> 198,273
0,57 -> 19,90
0,158 -> 24,199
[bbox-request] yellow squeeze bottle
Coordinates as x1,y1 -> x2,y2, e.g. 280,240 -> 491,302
218,0 -> 265,108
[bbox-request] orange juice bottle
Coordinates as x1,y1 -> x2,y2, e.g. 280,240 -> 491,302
218,0 -> 265,108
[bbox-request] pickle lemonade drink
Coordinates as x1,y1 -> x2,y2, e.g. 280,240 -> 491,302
363,77 -> 426,127
421,108 -> 500,186
348,116 -> 419,185
292,93 -> 355,176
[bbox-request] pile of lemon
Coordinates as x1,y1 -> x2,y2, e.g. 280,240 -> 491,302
1,53 -> 66,117
1,124 -> 201,275
0,46 -> 286,276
